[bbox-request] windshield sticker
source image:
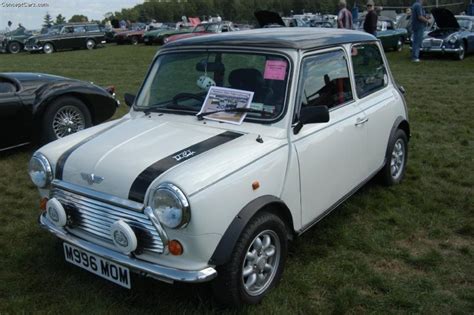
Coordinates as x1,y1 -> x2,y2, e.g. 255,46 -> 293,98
197,86 -> 254,125
264,60 -> 287,81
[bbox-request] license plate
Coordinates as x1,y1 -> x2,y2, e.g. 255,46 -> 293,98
63,243 -> 131,289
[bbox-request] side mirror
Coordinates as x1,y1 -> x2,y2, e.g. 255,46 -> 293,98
124,93 -> 135,107
293,106 -> 330,135
398,85 -> 406,94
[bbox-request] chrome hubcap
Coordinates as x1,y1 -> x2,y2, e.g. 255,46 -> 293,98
86,40 -> 94,49
44,44 -> 53,53
390,139 -> 405,179
242,230 -> 280,296
52,106 -> 85,138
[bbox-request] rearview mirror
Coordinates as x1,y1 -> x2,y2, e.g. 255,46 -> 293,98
196,59 -> 225,73
293,106 -> 330,135
124,93 -> 136,107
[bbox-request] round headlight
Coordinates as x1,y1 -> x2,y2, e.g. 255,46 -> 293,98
28,153 -> 52,188
448,36 -> 458,44
150,183 -> 190,229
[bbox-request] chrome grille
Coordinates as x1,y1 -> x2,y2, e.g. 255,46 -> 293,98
51,187 -> 164,254
422,38 -> 442,48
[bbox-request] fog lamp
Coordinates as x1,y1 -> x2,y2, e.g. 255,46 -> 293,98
46,198 -> 67,227
110,220 -> 137,254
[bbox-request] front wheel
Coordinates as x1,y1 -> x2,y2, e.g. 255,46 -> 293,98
41,96 -> 92,143
395,37 -> 404,52
455,42 -> 465,61
212,212 -> 288,306
380,129 -> 408,186
8,41 -> 21,54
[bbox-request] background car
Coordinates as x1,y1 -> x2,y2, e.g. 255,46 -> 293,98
0,72 -> 118,151
421,9 -> 474,60
0,27 -> 33,54
357,17 -> 408,51
165,22 -> 237,43
115,23 -> 147,45
24,23 -> 106,54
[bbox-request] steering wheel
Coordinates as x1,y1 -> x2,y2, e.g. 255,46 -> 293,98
172,92 -> 205,107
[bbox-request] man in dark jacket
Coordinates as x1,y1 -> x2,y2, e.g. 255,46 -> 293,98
363,0 -> 378,35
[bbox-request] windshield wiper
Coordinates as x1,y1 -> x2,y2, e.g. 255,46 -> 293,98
196,107 -> 272,120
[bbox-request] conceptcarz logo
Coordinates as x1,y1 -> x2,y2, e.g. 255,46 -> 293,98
172,149 -> 196,162
81,173 -> 104,185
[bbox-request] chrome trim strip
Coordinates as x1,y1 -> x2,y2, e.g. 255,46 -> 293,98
420,47 -> 462,53
39,213 -> 217,283
144,207 -> 169,253
0,142 -> 30,152
52,179 -> 143,212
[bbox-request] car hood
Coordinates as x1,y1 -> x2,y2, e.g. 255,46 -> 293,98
56,116 -> 286,203
2,72 -> 74,83
254,10 -> 285,28
431,8 -> 460,29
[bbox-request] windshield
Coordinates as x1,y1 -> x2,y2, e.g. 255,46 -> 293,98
194,24 -> 219,33
135,51 -> 290,122
457,18 -> 472,30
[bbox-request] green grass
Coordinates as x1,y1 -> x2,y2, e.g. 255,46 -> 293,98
0,45 -> 473,314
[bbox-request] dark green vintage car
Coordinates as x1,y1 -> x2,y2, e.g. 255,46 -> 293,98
24,23 -> 106,54
357,17 -> 408,51
0,27 -> 33,54
143,26 -> 193,45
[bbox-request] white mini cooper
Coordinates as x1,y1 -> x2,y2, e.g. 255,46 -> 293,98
30,28 -> 409,306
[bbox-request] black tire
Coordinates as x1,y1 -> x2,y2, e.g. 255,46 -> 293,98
85,39 -> 96,50
455,42 -> 465,61
7,41 -> 21,54
395,37 -> 404,52
212,212 -> 288,307
379,129 -> 408,186
131,36 -> 139,45
41,96 -> 92,144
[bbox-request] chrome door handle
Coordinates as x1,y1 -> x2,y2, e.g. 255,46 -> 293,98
355,117 -> 369,126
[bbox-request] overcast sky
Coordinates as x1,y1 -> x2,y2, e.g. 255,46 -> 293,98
1,0 -> 144,30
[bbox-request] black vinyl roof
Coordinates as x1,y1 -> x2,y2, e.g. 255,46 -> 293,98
163,27 -> 376,50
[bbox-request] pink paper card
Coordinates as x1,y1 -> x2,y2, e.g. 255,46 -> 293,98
264,60 -> 287,81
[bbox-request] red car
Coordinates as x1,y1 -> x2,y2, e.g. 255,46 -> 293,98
115,23 -> 146,45
165,22 -> 237,43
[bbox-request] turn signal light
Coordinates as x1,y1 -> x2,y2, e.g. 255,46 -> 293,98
40,197 -> 48,211
168,240 -> 183,256
252,181 -> 260,190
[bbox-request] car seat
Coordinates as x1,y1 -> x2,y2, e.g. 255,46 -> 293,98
228,68 -> 273,103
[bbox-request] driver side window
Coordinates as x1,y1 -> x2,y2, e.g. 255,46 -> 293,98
299,49 -> 353,110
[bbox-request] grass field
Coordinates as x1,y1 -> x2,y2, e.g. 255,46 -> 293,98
0,44 -> 473,314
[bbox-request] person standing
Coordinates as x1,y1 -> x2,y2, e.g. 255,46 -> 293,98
411,0 -> 430,62
5,21 -> 12,32
338,0 -> 353,29
363,0 -> 378,36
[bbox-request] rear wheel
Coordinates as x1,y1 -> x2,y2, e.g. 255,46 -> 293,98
86,39 -> 96,50
7,41 -> 21,54
41,96 -> 92,143
380,129 -> 408,186
43,42 -> 54,54
212,212 -> 288,306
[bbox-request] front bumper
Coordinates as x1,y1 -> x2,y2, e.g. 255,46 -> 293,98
39,212 -> 217,283
420,46 -> 462,54
24,45 -> 43,52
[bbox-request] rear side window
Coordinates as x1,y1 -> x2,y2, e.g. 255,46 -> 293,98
299,49 -> 353,110
86,25 -> 99,32
351,43 -> 388,98
74,26 -> 86,33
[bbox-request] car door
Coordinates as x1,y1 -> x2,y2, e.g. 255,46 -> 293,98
351,42 -> 398,174
291,47 -> 369,227
0,81 -> 29,149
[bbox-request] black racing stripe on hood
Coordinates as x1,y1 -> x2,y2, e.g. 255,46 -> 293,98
128,131 -> 243,203
55,119 -> 126,180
